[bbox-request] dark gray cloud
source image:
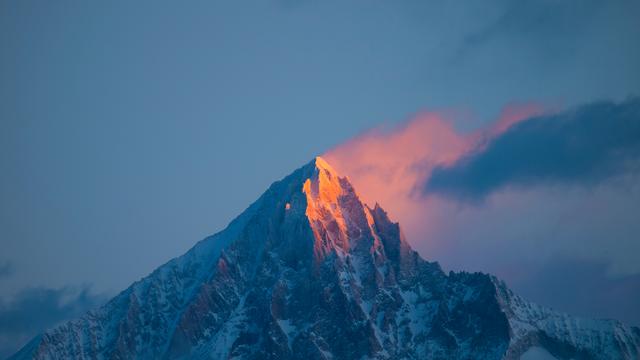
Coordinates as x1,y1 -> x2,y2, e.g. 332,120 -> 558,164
0,286 -> 107,359
503,257 -> 640,326
426,98 -> 640,200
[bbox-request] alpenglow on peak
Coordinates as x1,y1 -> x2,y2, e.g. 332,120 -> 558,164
9,157 -> 640,360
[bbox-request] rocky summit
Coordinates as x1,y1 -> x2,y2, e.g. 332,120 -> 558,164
10,157 -> 640,360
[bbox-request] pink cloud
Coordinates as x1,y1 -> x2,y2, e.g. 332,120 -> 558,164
322,104 -> 545,254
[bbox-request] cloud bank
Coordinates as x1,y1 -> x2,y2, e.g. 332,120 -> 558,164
426,98 -> 640,200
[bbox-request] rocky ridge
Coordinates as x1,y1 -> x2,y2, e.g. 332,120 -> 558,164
10,157 -> 640,360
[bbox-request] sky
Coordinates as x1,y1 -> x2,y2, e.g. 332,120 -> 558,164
1,0 -> 639,357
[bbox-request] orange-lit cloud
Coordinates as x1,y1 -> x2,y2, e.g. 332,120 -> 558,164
323,104 -> 543,253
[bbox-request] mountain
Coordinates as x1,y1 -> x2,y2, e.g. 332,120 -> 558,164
9,157 -> 640,360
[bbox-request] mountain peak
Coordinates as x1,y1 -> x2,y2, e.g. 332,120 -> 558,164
312,155 -> 336,174
11,158 -> 640,360
301,156 -> 375,258
303,156 -> 347,206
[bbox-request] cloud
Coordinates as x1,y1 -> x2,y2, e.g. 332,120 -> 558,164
323,103 -> 542,247
322,111 -> 475,251
426,98 -> 640,201
323,111 -> 470,205
0,286 -> 107,359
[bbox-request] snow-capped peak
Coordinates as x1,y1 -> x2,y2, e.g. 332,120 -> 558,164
299,156 -> 402,265
302,156 -> 347,206
9,157 -> 640,360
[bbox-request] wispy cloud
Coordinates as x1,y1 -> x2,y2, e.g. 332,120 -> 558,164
323,101 -> 542,243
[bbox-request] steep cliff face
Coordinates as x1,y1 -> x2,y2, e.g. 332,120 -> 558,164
10,157 -> 640,360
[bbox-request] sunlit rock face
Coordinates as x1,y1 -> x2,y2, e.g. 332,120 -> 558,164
10,158 -> 640,360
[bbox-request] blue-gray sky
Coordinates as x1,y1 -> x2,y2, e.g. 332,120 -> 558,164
1,0 -> 639,357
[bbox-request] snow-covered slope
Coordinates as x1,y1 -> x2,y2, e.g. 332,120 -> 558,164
10,157 -> 640,360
